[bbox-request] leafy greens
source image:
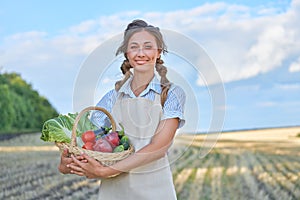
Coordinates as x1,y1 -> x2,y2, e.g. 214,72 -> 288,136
40,112 -> 97,147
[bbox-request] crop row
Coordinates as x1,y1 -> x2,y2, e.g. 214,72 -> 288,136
172,145 -> 300,200
1,133 -> 300,199
0,151 -> 100,200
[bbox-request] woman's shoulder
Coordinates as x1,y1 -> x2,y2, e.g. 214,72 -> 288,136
102,88 -> 121,99
162,83 -> 186,128
96,89 -> 118,106
162,83 -> 186,107
168,83 -> 186,99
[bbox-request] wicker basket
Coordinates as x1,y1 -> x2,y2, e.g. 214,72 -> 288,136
56,106 -> 134,166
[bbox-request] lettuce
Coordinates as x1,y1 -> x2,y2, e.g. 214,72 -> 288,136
40,112 -> 96,147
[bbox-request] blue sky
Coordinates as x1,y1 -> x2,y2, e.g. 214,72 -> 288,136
1,0 -> 299,132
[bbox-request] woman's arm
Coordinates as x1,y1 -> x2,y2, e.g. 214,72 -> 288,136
111,118 -> 179,172
69,118 -> 179,178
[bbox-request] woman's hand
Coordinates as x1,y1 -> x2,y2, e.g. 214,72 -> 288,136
58,148 -> 87,174
69,153 -> 121,179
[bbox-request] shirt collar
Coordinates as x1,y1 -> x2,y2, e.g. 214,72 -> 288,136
119,75 -> 162,97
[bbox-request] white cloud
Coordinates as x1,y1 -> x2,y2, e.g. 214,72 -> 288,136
277,83 -> 300,90
2,31 -> 53,66
206,2 -> 299,83
289,57 -> 300,72
257,101 -> 278,107
68,20 -> 97,34
257,100 -> 300,108
289,63 -> 300,72
8,31 -> 47,40
1,0 -> 299,113
112,0 -> 299,86
3,1 -> 299,79
241,24 -> 294,76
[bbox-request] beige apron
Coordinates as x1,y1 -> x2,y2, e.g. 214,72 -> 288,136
98,93 -> 177,200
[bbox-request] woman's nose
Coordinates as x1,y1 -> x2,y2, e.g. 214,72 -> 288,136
136,48 -> 145,56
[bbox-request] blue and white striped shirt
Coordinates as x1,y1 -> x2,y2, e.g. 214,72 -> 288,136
91,75 -> 186,129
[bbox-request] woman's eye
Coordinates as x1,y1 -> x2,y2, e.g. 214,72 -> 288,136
130,46 -> 138,50
144,45 -> 152,50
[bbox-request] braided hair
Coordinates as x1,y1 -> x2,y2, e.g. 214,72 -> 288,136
115,19 -> 171,106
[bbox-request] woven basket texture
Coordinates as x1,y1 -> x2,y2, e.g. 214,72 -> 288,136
56,106 -> 134,166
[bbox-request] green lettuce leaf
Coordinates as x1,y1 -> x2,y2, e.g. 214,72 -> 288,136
40,112 -> 96,146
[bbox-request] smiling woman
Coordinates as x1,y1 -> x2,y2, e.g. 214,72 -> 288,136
58,19 -> 186,200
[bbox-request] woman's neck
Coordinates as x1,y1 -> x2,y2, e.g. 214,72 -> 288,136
131,72 -> 154,97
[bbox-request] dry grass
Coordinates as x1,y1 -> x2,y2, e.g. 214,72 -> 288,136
1,127 -> 300,199
171,126 -> 300,200
173,126 -> 300,153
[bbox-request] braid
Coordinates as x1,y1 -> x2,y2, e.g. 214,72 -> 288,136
155,58 -> 171,106
115,59 -> 132,91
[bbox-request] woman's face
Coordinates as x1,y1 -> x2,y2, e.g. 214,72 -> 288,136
126,30 -> 161,73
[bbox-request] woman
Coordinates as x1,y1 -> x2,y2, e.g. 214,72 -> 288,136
58,19 -> 186,199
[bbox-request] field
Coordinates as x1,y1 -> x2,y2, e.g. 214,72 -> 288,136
1,126 -> 300,200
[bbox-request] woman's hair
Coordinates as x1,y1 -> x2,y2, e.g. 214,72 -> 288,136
115,19 -> 171,106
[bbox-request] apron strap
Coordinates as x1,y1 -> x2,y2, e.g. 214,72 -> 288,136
154,93 -> 161,105
116,91 -> 164,106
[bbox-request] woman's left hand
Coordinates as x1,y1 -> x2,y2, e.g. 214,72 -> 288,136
68,153 -> 107,179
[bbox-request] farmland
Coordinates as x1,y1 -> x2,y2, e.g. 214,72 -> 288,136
1,126 -> 300,200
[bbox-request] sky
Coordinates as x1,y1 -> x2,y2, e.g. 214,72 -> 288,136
1,0 -> 300,133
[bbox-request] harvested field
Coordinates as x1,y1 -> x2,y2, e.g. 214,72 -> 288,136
1,127 -> 300,199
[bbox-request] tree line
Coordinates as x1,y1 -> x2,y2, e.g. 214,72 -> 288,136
0,72 -> 58,133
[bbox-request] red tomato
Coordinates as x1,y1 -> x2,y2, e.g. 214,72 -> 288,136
81,130 -> 96,143
82,142 -> 94,150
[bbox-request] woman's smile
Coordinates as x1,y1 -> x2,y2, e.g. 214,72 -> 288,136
135,59 -> 148,65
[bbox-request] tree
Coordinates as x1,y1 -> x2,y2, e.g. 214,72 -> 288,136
0,84 -> 15,131
0,72 -> 58,133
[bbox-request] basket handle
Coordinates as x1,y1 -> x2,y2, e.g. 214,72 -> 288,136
70,106 -> 116,148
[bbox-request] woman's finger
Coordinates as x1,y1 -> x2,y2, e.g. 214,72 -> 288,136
68,163 -> 84,172
70,169 -> 85,176
82,153 -> 102,166
62,148 -> 69,157
75,155 -> 87,162
71,154 -> 84,167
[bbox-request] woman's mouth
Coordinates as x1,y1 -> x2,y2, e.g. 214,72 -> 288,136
135,60 -> 148,65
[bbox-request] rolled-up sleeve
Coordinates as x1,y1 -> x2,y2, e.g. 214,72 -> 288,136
161,85 -> 186,128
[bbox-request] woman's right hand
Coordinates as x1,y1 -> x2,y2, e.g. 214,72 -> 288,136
58,148 -> 87,174
58,148 -> 73,174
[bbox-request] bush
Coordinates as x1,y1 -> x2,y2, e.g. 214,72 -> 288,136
0,72 -> 58,133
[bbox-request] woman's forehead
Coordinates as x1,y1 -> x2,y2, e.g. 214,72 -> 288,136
128,31 -> 156,44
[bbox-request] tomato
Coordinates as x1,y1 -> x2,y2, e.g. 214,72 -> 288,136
81,130 -> 96,143
82,142 -> 94,150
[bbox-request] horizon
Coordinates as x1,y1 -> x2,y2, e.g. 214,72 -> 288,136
1,0 -> 299,132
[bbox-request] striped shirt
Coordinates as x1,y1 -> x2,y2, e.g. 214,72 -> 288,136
91,75 -> 186,129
